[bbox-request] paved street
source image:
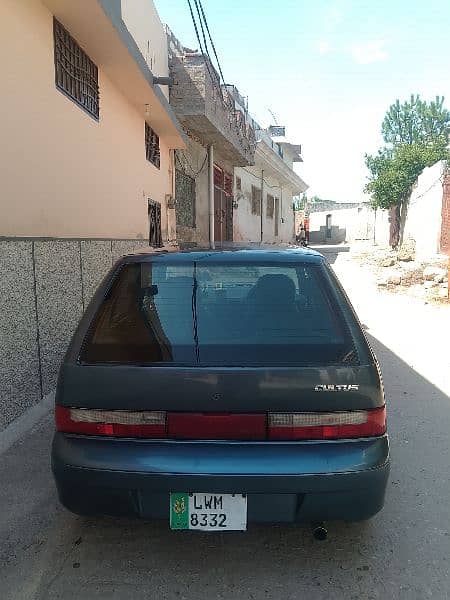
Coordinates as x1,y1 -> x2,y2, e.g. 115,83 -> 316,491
1,246 -> 450,600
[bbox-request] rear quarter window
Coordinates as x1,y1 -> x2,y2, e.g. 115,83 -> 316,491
80,261 -> 358,367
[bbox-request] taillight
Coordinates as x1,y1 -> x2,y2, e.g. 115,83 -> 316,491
55,406 -> 386,440
268,407 -> 386,440
55,406 -> 166,438
167,413 -> 266,440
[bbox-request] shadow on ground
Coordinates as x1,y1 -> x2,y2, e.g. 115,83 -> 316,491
1,333 -> 450,599
310,244 -> 351,265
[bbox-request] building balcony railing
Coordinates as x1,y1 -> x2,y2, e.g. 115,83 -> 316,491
167,30 -> 256,166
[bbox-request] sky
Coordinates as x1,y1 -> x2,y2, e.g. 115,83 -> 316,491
154,0 -> 450,203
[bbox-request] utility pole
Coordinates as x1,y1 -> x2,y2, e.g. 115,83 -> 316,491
208,144 -> 215,249
260,169 -> 264,243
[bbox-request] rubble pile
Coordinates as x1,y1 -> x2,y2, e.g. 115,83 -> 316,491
353,244 -> 449,302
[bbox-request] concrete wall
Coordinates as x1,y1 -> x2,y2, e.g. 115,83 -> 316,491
309,209 -> 349,244
233,167 -> 295,244
373,209 -> 390,246
308,201 -> 361,213
121,0 -> 169,97
342,162 -> 447,255
308,163 -> 446,256
0,238 -> 144,432
403,162 -> 445,259
308,206 -> 391,246
0,0 -> 173,240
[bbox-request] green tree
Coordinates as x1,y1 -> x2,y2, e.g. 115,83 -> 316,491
365,143 -> 448,210
365,95 -> 450,247
382,95 -> 450,146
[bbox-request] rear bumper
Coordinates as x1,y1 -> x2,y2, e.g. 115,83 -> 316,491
52,433 -> 390,523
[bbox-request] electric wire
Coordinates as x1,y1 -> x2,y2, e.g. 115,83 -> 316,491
197,0 -> 226,86
184,1 -> 263,171
240,166 -> 283,189
186,0 -> 217,91
193,0 -> 212,69
175,150 -> 209,178
186,0 -> 236,127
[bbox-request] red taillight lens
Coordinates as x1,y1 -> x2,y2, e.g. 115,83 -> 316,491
268,407 -> 386,440
55,407 -> 386,441
167,413 -> 267,440
55,406 -> 166,438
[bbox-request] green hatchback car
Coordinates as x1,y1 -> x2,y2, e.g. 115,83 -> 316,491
52,247 -> 389,535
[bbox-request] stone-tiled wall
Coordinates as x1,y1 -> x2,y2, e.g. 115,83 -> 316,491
0,238 -> 143,431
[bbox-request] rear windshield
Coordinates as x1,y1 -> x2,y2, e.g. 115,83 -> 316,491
80,261 -> 357,367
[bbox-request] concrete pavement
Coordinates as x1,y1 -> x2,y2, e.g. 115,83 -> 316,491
1,246 -> 450,599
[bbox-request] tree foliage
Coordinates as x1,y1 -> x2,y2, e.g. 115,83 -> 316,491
365,142 -> 449,210
365,94 -> 450,210
382,95 -> 450,146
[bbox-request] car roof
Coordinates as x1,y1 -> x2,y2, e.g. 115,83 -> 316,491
119,244 -> 325,265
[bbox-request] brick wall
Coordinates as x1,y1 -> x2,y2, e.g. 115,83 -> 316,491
441,172 -> 450,255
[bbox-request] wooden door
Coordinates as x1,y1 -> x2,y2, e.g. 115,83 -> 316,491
214,186 -> 224,242
224,173 -> 234,241
213,165 -> 233,242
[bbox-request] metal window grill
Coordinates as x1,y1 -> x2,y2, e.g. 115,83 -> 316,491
145,123 -> 161,168
175,169 -> 196,228
148,200 -> 163,247
53,18 -> 99,119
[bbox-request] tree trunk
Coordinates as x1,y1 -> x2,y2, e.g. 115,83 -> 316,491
388,204 -> 401,249
398,198 -> 409,247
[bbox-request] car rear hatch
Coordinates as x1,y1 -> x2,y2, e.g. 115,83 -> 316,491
56,255 -> 385,442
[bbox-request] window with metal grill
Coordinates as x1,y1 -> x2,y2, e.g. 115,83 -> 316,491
266,194 -> 275,218
53,18 -> 99,119
145,123 -> 161,168
148,200 -> 163,247
175,169 -> 196,228
251,185 -> 261,215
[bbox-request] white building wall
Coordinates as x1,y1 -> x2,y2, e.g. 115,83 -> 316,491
121,0 -> 169,98
403,162 -> 444,259
233,167 -> 295,243
309,206 -> 391,246
374,209 -> 390,246
346,161 -> 444,253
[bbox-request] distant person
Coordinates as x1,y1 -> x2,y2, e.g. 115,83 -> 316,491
304,216 -> 310,244
298,225 -> 307,247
